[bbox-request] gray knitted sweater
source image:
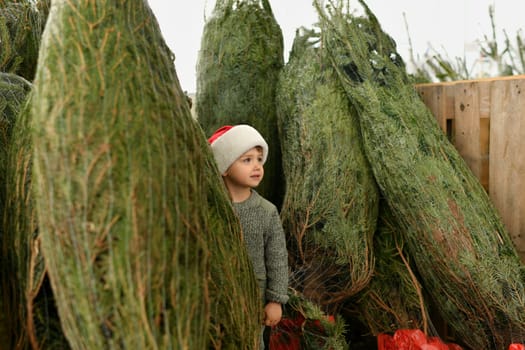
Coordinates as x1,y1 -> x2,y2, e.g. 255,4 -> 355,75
233,190 -> 289,305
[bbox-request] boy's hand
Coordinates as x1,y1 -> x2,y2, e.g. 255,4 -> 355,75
264,301 -> 282,327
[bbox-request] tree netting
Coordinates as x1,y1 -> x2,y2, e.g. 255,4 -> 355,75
1,73 -> 64,349
0,0 -> 49,81
2,95 -> 69,349
0,72 -> 31,165
31,0 -> 259,348
0,71 -> 28,249
315,1 -> 525,348
276,28 -> 378,310
347,202 -> 430,336
196,0 -> 284,207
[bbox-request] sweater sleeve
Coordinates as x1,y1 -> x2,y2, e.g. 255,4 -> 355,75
264,208 -> 289,304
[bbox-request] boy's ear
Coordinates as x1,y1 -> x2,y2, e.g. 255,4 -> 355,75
221,166 -> 231,177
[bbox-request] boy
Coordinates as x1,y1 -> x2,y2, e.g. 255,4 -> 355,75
208,124 -> 289,348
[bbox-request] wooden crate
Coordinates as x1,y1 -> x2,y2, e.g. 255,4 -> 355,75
416,75 -> 525,260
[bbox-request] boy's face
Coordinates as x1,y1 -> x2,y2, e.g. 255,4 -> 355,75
223,146 -> 264,189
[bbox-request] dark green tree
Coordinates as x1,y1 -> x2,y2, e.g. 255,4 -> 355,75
0,0 -> 49,81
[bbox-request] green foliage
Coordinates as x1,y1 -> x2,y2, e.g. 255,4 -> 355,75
0,73 -> 32,255
0,72 -> 31,156
2,94 -> 69,349
0,0 -> 48,81
196,0 -> 285,206
272,289 -> 349,350
276,27 -> 378,308
316,0 -> 525,348
350,203 -> 429,336
31,0 -> 259,348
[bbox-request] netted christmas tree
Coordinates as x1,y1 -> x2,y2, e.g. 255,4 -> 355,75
196,0 -> 285,206
0,0 -> 49,81
2,91 -> 69,349
0,72 -> 31,164
276,27 -> 378,311
0,73 -> 31,345
347,202 -> 430,336
316,0 -> 525,348
31,0 -> 260,348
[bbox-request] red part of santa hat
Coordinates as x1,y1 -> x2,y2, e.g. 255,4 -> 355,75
208,124 -> 268,174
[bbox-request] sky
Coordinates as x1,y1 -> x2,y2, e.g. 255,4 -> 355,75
148,0 -> 525,93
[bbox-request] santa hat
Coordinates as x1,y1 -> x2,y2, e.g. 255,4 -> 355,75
208,124 -> 268,174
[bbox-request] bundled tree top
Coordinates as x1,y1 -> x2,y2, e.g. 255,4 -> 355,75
196,0 -> 283,134
277,27 -> 378,308
315,0 -> 525,348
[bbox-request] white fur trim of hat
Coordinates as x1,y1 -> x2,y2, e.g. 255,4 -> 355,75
208,124 -> 269,174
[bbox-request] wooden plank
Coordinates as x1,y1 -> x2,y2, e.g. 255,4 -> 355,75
453,81 -> 484,181
417,82 -> 456,140
489,78 -> 525,258
416,74 -> 525,85
417,77 -> 525,258
417,84 -> 444,130
478,81 -> 491,191
443,84 -> 456,143
479,117 -> 490,190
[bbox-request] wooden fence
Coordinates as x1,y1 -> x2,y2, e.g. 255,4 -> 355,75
416,75 -> 525,260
